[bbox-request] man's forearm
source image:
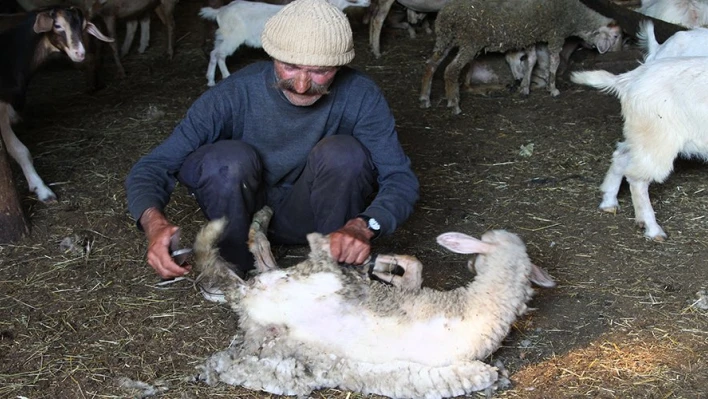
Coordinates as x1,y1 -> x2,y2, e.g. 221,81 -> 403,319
139,207 -> 168,237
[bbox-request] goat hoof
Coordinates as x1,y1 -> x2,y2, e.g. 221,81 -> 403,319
37,192 -> 58,204
599,205 -> 618,214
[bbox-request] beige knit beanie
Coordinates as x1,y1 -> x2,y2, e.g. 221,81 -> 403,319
261,0 -> 354,67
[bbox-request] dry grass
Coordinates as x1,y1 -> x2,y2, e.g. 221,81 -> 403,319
1,0 -> 707,398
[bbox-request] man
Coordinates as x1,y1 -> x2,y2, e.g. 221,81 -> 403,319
125,0 -> 419,279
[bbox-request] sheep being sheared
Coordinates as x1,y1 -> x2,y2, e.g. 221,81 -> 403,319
193,206 -> 555,398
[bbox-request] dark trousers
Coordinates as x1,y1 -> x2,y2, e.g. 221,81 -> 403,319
178,135 -> 376,272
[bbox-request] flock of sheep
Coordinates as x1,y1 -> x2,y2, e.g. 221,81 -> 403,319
3,0 -> 708,398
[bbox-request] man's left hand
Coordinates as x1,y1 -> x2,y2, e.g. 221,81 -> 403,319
329,217 -> 374,264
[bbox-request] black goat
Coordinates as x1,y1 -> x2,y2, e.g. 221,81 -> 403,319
0,6 -> 112,202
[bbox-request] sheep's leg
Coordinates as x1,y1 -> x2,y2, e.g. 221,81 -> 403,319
546,47 -> 561,97
443,46 -> 476,115
121,20 -> 138,57
138,15 -> 150,54
0,103 -> 56,203
248,206 -> 279,273
518,45 -> 537,96
627,177 -> 667,241
405,10 -> 418,39
368,254 -> 423,291
193,218 -> 246,303
369,0 -> 396,58
599,141 -> 630,213
419,46 -> 451,109
422,19 -> 432,35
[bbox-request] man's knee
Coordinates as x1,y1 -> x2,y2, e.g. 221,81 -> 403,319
309,135 -> 370,173
179,141 -> 261,188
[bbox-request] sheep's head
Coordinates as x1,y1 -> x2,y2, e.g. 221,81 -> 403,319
437,230 -> 555,288
581,23 -> 622,54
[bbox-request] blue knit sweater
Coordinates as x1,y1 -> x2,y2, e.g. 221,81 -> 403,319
125,61 -> 419,236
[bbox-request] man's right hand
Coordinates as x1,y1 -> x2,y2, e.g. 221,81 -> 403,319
140,207 -> 192,279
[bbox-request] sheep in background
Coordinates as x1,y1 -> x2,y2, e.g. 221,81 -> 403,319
192,206 -> 555,398
199,0 -> 370,87
0,7 -> 112,202
637,19 -> 708,61
367,0 -> 449,58
638,0 -> 708,28
419,0 -> 621,115
465,39 -> 586,97
571,56 -> 708,240
381,3 -> 432,39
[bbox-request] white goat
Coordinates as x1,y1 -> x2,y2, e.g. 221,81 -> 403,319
639,0 -> 708,28
193,206 -> 555,398
637,19 -> 708,61
571,56 -> 708,240
199,0 -> 370,87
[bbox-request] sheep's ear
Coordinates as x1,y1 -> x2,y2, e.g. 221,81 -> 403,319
530,264 -> 556,288
437,232 -> 495,254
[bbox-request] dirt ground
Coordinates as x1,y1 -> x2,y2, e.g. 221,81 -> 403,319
2,1 -> 708,398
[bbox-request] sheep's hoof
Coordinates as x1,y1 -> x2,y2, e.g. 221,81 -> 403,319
550,88 -> 561,97
419,98 -> 431,109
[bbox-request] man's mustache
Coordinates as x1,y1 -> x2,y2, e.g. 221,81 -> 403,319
276,78 -> 330,96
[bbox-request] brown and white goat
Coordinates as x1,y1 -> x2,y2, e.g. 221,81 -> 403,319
18,0 -> 179,78
0,7 -> 112,202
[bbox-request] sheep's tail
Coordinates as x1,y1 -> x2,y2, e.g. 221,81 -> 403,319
198,7 -> 219,21
570,69 -> 629,98
193,218 -> 245,297
636,19 -> 659,61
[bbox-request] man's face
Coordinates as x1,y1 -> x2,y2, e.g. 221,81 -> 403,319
274,61 -> 339,106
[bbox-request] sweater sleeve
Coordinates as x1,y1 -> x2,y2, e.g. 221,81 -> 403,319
125,86 -> 236,224
352,84 -> 419,237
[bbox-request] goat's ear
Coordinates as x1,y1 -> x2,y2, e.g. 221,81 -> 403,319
33,11 -> 54,33
530,264 -> 556,288
437,232 -> 495,254
85,22 -> 114,43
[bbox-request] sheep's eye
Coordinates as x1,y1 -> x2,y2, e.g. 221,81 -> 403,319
54,23 -> 64,31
